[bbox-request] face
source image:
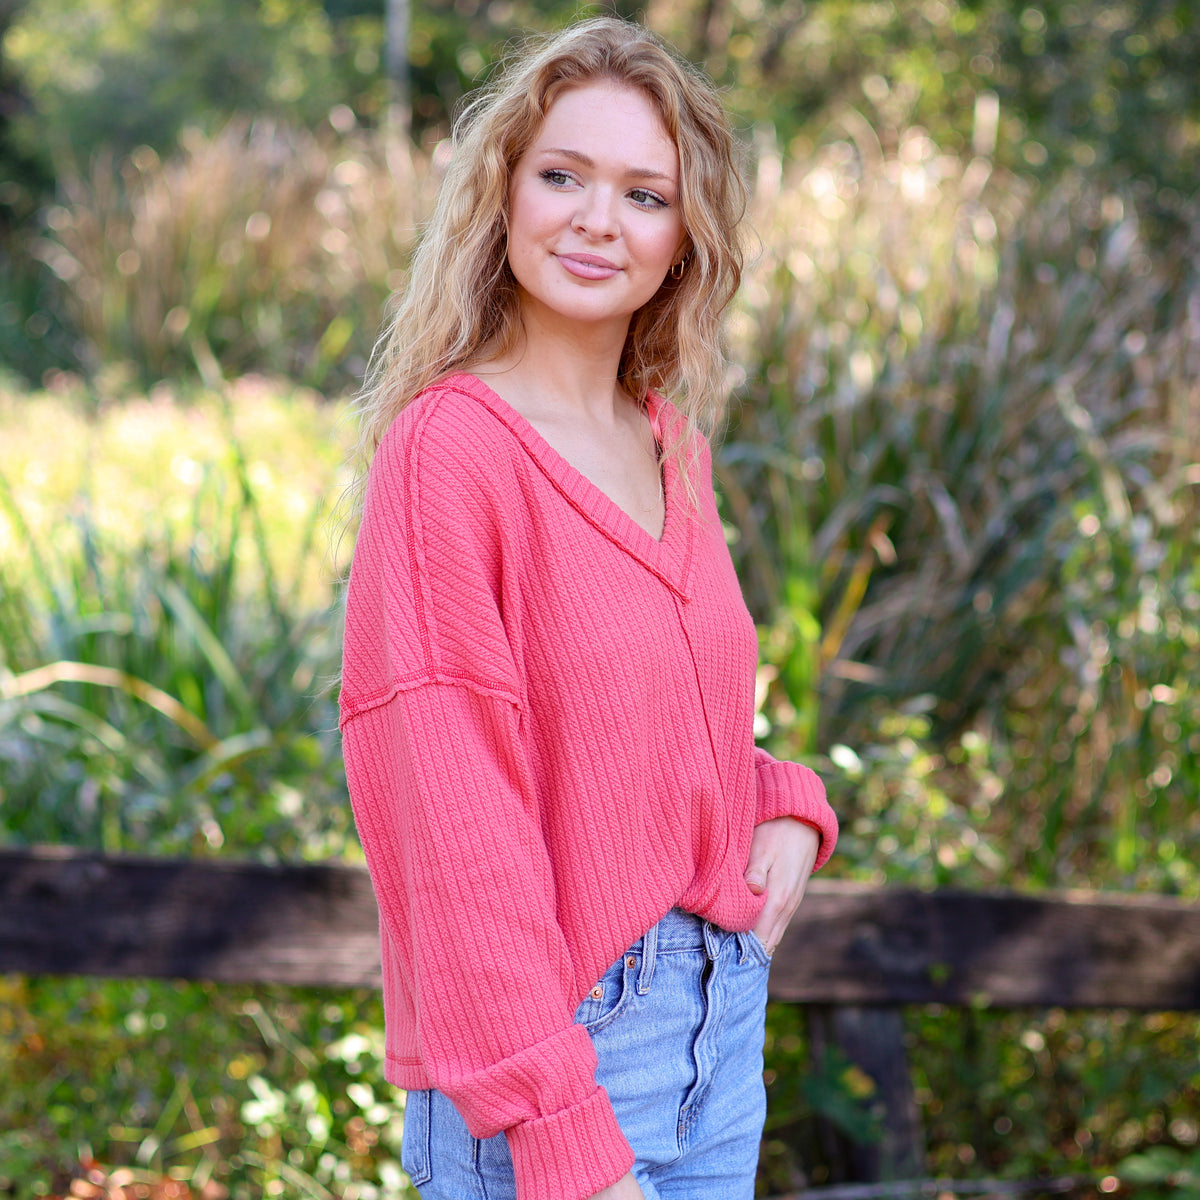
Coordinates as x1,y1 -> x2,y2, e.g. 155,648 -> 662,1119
506,80 -> 687,338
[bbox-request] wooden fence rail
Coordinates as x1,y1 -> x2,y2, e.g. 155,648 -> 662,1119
4,845 -> 1200,1194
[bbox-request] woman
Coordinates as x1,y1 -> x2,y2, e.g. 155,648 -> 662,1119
340,18 -> 838,1200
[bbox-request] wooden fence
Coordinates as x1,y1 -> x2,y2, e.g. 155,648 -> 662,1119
4,845 -> 1200,1198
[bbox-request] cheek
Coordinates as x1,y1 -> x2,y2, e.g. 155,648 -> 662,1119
505,199 -> 549,280
651,206 -> 686,256
649,220 -> 686,267
507,180 -> 549,243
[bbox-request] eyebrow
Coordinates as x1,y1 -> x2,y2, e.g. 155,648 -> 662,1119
537,147 -> 677,183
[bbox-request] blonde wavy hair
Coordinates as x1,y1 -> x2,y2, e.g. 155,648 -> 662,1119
350,16 -> 746,501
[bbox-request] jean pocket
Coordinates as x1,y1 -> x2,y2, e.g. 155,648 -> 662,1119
745,929 -> 773,967
400,1088 -> 433,1186
574,951 -> 637,1033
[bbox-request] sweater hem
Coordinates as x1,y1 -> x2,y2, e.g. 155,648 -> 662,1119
383,1056 -> 634,1200
506,1087 -> 634,1200
384,1054 -> 430,1093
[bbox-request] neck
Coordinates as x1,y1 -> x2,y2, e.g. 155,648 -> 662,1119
474,303 -> 635,426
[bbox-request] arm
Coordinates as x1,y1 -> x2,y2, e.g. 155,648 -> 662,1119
341,401 -> 633,1200
343,686 -> 633,1199
748,747 -> 838,953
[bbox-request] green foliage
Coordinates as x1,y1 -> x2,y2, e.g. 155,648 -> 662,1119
0,379 -> 388,1194
657,0 -> 1200,207
912,1008 -> 1200,1188
5,0 -> 1199,387
9,0 -> 1198,205
0,975 -> 417,1198
723,126 -> 1200,900
26,122 -> 425,391
759,971 -> 1200,1193
1,0 -> 610,169
0,238 -> 74,380
1004,473 -> 1200,892
4,0 -> 368,165
1120,1145 -> 1200,1198
0,378 -> 351,859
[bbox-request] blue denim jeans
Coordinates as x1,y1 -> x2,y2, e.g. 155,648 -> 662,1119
400,909 -> 771,1199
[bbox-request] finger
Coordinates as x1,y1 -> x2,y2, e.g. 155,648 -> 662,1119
762,902 -> 790,954
743,842 -> 773,895
761,879 -> 810,953
754,883 -> 789,952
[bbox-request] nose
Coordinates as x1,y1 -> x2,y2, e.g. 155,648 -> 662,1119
571,185 -> 619,238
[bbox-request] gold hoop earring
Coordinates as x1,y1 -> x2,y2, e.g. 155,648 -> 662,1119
669,259 -> 686,281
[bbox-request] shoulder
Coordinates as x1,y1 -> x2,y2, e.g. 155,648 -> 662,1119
371,374 -> 525,502
361,375 -> 528,575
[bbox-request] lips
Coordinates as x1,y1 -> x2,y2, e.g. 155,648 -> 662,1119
556,252 -> 621,280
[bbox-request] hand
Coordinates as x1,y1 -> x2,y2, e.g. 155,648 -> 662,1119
745,817 -> 821,956
588,1171 -> 646,1199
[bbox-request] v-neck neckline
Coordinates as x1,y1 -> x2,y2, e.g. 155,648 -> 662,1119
441,372 -> 695,598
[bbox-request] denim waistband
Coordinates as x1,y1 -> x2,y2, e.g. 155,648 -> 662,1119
626,908 -> 764,996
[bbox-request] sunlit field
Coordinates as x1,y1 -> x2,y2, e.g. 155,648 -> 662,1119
1,373 -> 351,608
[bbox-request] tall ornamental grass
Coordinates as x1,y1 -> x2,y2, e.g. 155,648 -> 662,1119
30,121 -> 431,389
0,377 -> 351,857
723,124 -> 1200,897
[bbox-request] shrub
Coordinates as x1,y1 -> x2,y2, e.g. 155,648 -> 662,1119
30,122 -> 428,391
723,127 -> 1200,894
0,376 -> 350,857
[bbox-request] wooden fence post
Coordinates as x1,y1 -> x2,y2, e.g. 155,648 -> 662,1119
807,1004 -> 925,1183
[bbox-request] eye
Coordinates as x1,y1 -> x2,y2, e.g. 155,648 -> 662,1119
539,168 -> 576,188
629,187 -> 670,209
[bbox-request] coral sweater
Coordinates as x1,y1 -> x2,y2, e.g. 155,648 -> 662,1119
339,373 -> 837,1200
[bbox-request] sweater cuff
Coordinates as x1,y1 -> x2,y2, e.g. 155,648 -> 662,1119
754,759 -> 838,871
505,1086 -> 634,1200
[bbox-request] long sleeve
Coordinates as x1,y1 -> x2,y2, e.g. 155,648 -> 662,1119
342,688 -> 632,1197
340,401 -> 633,1200
753,746 -> 838,871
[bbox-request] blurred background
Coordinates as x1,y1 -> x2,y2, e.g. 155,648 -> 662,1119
0,0 -> 1198,1196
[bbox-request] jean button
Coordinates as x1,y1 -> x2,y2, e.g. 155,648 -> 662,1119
590,984 -> 604,999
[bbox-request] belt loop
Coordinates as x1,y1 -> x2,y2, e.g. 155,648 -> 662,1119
702,920 -> 721,962
637,917 -> 659,995
735,931 -> 750,965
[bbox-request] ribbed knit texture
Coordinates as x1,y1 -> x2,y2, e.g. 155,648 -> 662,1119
340,373 -> 837,1200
